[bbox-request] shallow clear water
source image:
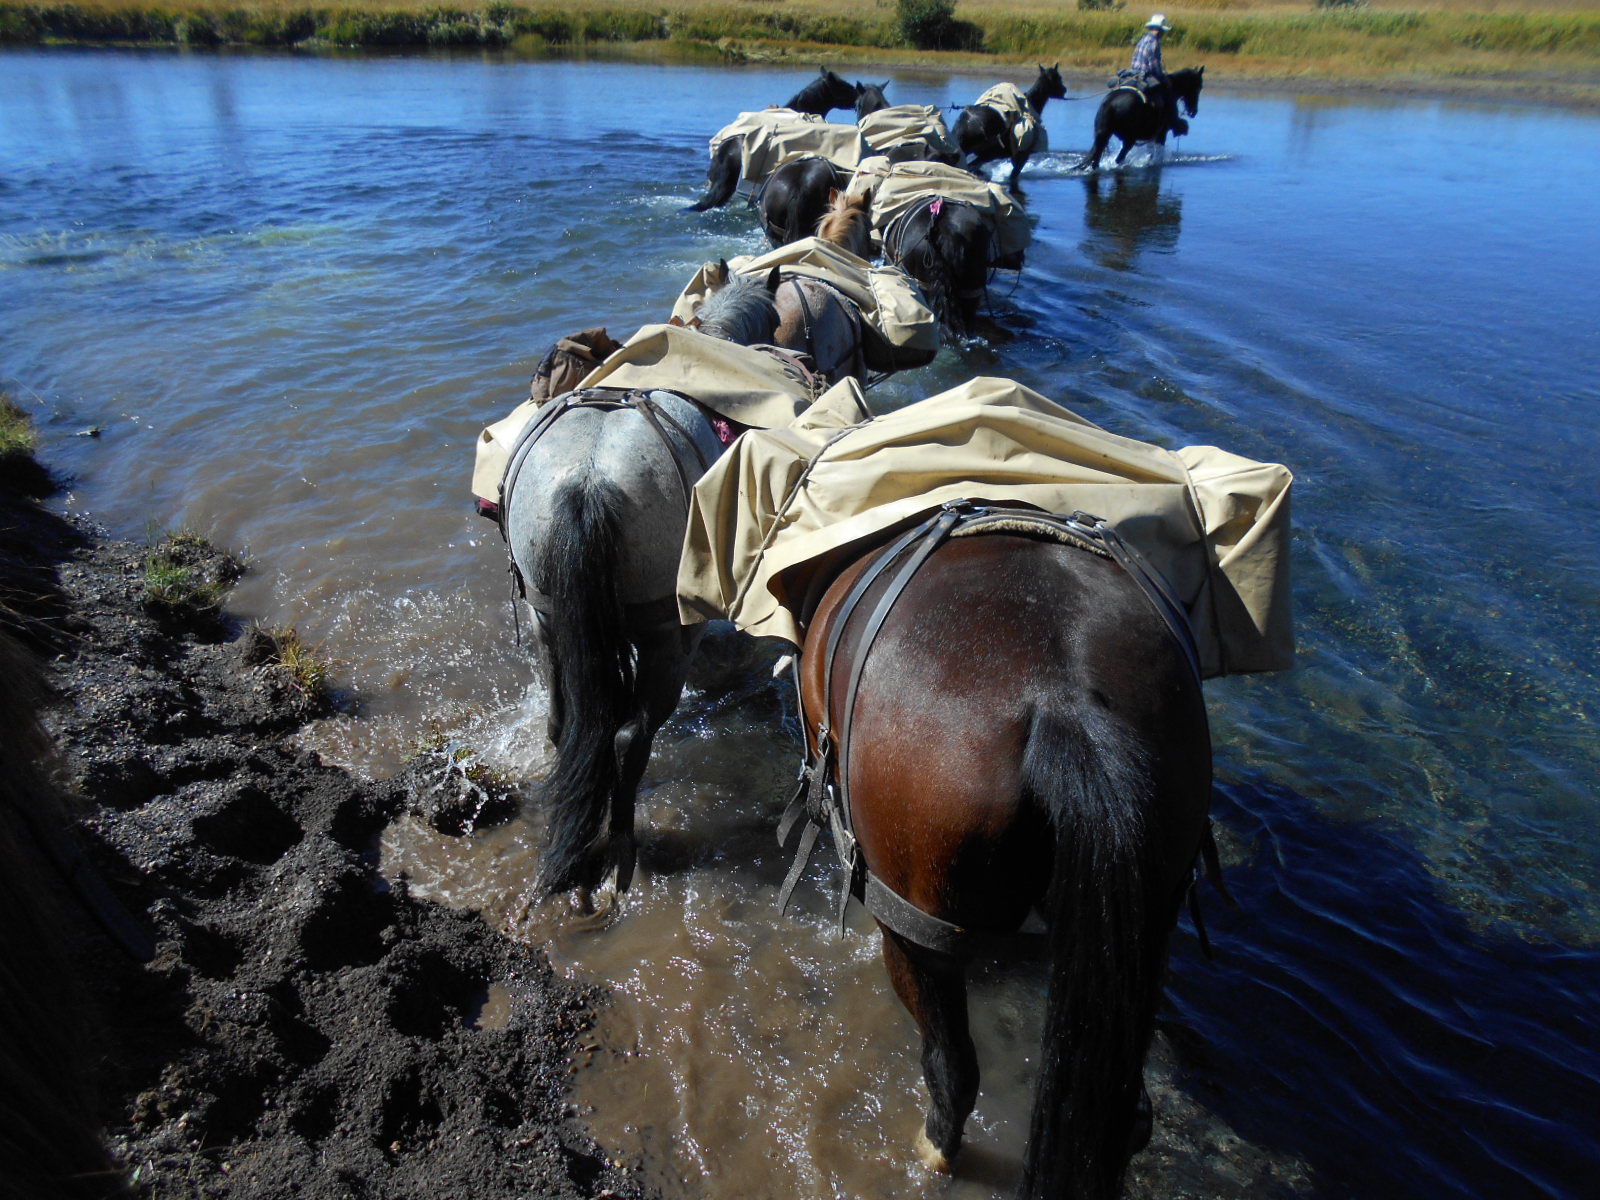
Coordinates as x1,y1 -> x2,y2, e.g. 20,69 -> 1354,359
3,47 -> 1597,1199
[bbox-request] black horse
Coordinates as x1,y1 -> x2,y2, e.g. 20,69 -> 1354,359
687,69 -> 869,213
787,66 -> 863,117
953,64 -> 1068,192
1079,66 -> 1205,171
884,197 -> 997,337
756,81 -> 891,243
854,79 -> 891,120
758,156 -> 849,248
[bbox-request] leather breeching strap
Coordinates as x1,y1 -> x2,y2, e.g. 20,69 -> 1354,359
777,499 -> 1209,959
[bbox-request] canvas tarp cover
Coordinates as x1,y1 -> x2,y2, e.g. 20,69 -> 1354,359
709,109 -> 867,185
677,377 -> 1295,677
470,323 -> 816,504
858,104 -> 959,164
975,82 -> 1046,158
668,237 -> 940,371
846,156 -> 1032,260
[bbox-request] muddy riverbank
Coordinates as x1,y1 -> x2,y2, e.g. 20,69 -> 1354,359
0,447 -> 654,1200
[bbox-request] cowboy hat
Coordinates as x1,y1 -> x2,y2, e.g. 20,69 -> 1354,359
1146,13 -> 1172,30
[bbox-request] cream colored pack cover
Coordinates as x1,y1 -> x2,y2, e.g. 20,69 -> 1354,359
846,156 -> 1032,260
669,237 -> 940,371
858,104 -> 959,164
678,377 -> 1294,677
708,108 -> 866,185
470,323 -> 816,505
974,82 -> 1047,158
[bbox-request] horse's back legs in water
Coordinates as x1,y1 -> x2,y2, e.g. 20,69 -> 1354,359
881,929 -> 980,1171
606,622 -> 705,889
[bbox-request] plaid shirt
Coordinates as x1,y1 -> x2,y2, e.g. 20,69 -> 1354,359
1131,31 -> 1166,78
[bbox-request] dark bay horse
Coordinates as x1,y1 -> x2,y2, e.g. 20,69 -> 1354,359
688,69 -> 866,212
796,504 -> 1214,1198
953,64 -> 1068,191
501,273 -> 784,902
1080,66 -> 1205,171
883,196 -> 997,337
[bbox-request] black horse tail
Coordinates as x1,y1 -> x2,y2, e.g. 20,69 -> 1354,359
1018,702 -> 1160,1200
685,139 -> 741,212
534,478 -> 635,894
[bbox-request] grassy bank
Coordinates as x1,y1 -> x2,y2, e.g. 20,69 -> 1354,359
2,0 -> 1598,103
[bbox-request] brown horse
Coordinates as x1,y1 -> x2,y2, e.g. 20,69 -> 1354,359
795,503 -> 1214,1199
702,251 -> 868,388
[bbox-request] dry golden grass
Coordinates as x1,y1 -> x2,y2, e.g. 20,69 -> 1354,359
5,0 -> 1597,103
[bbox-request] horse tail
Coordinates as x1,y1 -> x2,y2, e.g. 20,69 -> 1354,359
1018,702 -> 1160,1200
534,477 -> 635,894
686,139 -> 741,212
906,203 -> 962,338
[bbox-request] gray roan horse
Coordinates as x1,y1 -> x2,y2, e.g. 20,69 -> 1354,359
501,272 -> 783,902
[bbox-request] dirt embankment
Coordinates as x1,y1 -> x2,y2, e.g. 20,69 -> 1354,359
0,448 -> 654,1200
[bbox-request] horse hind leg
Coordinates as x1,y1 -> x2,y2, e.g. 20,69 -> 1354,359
881,929 -> 979,1171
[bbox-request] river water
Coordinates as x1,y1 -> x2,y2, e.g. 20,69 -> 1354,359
3,47 -> 1597,1200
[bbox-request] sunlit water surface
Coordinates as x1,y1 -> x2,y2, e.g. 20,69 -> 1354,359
3,48 -> 1598,1199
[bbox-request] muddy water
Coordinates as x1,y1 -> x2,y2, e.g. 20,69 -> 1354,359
6,49 -> 1600,1198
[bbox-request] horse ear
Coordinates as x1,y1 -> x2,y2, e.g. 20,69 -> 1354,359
709,259 -> 730,286
765,266 -> 782,295
827,186 -> 841,204
880,80 -> 890,90
1199,65 -> 1206,76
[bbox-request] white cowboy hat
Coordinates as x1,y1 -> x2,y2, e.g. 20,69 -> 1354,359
1146,13 -> 1172,30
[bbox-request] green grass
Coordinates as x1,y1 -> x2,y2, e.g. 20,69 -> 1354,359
266,624 -> 332,699
142,528 -> 242,617
0,393 -> 36,459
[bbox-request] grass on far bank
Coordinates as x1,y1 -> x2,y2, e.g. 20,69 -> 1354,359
2,0 -> 1598,100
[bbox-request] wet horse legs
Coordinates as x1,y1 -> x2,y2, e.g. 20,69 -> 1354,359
881,928 -> 979,1171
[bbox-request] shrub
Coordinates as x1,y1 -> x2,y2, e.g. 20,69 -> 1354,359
897,0 -> 982,51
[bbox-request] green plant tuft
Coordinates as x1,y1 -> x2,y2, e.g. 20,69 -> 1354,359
267,625 -> 332,700
0,393 -> 36,459
142,527 -> 243,619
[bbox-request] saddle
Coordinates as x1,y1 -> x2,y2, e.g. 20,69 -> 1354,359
777,499 -> 1215,958
528,326 -> 621,405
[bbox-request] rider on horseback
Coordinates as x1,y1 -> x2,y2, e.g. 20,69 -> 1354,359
1121,14 -> 1187,135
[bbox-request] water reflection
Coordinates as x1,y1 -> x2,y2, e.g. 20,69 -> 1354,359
1079,169 -> 1182,271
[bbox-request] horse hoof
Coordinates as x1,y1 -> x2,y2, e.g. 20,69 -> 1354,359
914,1126 -> 953,1174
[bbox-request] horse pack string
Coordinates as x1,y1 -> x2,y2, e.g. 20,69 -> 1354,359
777,499 -> 1220,958
495,387 -> 713,639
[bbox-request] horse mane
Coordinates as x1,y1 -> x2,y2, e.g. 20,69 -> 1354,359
817,189 -> 873,259
697,269 -> 780,345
